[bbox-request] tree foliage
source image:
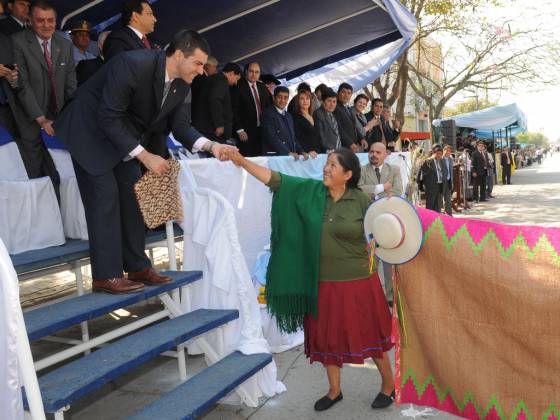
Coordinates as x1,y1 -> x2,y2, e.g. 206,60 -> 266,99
516,132 -> 549,148
367,0 -> 558,132
443,98 -> 498,117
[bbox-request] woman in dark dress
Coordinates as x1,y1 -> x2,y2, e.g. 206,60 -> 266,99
291,90 -> 324,155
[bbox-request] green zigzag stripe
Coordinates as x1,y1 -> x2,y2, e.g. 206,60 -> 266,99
423,218 -> 560,266
403,368 -> 560,420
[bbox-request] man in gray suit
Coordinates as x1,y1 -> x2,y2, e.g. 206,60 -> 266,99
313,88 -> 342,152
12,0 -> 76,198
358,142 -> 403,304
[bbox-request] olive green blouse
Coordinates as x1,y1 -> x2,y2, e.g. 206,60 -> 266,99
267,171 -> 372,281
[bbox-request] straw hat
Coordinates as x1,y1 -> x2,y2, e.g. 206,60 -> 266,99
364,196 -> 423,265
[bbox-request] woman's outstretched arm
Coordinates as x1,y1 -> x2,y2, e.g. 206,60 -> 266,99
227,150 -> 272,184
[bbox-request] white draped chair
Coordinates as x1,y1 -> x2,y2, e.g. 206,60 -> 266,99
0,130 -> 64,254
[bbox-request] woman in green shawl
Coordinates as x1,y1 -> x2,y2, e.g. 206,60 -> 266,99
226,148 -> 395,411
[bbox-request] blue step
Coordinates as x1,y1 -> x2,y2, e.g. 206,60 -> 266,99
129,351 -> 273,420
25,270 -> 201,341
35,308 -> 239,413
11,225 -> 183,274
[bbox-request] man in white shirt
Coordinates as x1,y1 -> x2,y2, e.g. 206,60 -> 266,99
358,142 -> 403,303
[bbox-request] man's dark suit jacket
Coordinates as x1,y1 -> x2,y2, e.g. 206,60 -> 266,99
500,151 -> 513,167
0,16 -> 25,36
313,106 -> 340,151
54,50 -> 202,176
333,101 -> 357,148
0,32 -> 22,136
231,78 -> 271,156
261,105 -> 303,156
103,26 -> 150,61
420,157 -> 450,196
366,114 -> 399,146
191,72 -> 233,142
76,56 -> 104,86
471,150 -> 488,175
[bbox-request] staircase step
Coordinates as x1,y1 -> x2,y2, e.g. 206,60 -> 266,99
25,270 -> 202,341
129,351 -> 273,420
35,308 -> 239,413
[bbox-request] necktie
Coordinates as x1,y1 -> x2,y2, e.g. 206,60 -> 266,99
378,116 -> 386,145
251,83 -> 262,118
435,159 -> 442,183
328,112 -> 341,148
507,153 -> 510,165
141,35 -> 151,49
375,167 -> 381,183
42,40 -> 58,115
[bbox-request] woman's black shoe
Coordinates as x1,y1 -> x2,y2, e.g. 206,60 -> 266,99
371,389 -> 395,409
314,392 -> 343,411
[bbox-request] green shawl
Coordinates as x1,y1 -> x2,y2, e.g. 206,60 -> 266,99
265,173 -> 326,334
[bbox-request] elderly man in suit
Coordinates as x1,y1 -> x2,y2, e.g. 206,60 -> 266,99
231,61 -> 271,156
103,0 -> 157,61
313,88 -> 341,152
358,142 -> 402,304
12,0 -> 76,198
420,143 -> 450,212
471,140 -> 488,202
54,30 -> 237,294
261,85 -> 305,158
0,0 -> 29,36
191,62 -> 241,145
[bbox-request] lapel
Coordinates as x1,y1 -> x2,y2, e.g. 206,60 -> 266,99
26,29 -> 48,72
125,26 -> 146,50
380,163 -> 390,183
152,52 -> 165,111
50,35 -> 60,69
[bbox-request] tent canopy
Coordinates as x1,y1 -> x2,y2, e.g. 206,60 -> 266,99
52,0 -> 416,90
433,103 -> 528,138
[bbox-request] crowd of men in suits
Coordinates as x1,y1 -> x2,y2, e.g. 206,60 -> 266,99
0,0 -> 404,192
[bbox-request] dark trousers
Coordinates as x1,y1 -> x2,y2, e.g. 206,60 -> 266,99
443,180 -> 452,215
237,128 -> 262,157
473,171 -> 487,201
426,183 -> 443,212
501,165 -> 511,184
73,158 -> 151,280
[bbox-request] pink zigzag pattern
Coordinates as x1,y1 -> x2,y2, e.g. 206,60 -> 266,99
416,208 -> 560,255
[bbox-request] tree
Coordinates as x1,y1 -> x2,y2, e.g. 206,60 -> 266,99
367,0 -> 558,133
443,98 -> 497,117
516,132 -> 549,148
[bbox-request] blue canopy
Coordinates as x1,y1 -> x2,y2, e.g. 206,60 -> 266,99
53,0 -> 415,88
433,103 -> 528,140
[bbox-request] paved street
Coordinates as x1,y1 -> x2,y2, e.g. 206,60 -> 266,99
25,152 -> 559,420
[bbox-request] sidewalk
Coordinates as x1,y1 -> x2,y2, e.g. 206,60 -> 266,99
26,153 -> 560,419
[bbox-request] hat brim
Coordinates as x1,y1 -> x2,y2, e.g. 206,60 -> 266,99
364,196 -> 423,265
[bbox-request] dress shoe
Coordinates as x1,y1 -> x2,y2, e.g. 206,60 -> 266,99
127,267 -> 172,285
92,277 -> 144,294
479,199 -> 488,202
371,389 -> 395,409
314,392 -> 343,411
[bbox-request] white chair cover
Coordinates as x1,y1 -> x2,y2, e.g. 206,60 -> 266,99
49,150 -> 88,240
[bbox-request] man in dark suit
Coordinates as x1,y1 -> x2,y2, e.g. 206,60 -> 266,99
231,61 -> 271,156
76,30 -> 110,86
103,0 -> 157,61
261,86 -> 304,157
313,88 -> 341,152
333,82 -> 359,151
54,30 -> 236,294
0,32 -> 23,144
365,98 -> 399,147
0,0 -> 29,36
471,140 -> 488,202
442,144 -> 454,215
500,146 -> 513,185
192,62 -> 241,144
11,1 -> 76,197
420,144 -> 450,213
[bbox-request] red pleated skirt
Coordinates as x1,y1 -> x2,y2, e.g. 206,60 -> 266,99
304,273 -> 393,367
